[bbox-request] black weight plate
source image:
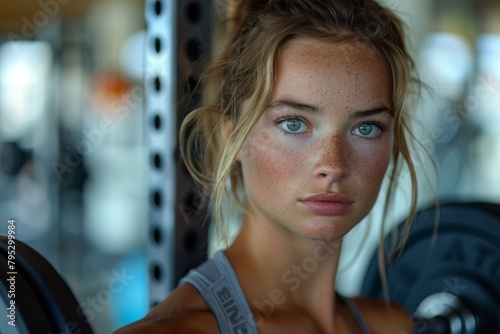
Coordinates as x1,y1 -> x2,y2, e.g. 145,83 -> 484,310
0,236 -> 95,334
361,202 -> 500,333
0,251 -> 54,334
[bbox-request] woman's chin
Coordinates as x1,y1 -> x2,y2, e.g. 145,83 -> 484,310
292,220 -> 355,243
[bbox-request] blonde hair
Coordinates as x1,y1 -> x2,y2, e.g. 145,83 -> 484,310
179,0 -> 420,295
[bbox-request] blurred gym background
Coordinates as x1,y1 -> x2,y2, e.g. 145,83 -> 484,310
0,0 -> 498,333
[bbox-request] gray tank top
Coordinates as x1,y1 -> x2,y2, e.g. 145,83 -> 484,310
179,251 -> 372,334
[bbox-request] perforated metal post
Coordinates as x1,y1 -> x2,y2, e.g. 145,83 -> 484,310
145,0 -> 214,307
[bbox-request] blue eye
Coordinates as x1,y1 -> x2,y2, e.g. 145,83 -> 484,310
279,118 -> 308,134
353,123 -> 382,138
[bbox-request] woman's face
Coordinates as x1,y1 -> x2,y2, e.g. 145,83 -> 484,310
237,37 -> 393,241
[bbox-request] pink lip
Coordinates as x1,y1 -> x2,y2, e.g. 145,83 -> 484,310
300,193 -> 354,216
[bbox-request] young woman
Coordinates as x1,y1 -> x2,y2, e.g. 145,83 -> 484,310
117,0 -> 418,333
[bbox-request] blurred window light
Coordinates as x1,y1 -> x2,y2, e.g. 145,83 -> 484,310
119,31 -> 146,82
84,180 -> 146,254
470,34 -> 500,134
0,41 -> 52,140
477,33 -> 500,80
419,33 -> 473,100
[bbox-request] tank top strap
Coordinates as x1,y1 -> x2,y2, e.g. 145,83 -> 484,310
342,297 -> 372,334
179,251 -> 259,334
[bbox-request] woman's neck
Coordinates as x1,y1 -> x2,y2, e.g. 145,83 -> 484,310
225,214 -> 344,332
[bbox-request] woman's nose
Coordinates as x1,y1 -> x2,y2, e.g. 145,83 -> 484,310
312,134 -> 350,183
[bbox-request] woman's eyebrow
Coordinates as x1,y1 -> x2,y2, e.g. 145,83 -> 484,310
269,100 -> 393,118
268,99 -> 321,114
351,107 -> 393,119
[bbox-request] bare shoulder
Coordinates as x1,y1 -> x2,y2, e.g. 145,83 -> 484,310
351,297 -> 414,334
112,284 -> 219,334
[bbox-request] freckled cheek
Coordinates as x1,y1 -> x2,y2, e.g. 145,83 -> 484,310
353,145 -> 391,188
246,145 -> 299,180
240,140 -> 303,196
